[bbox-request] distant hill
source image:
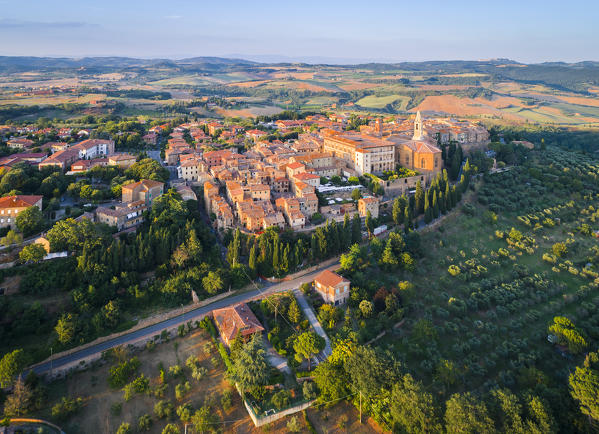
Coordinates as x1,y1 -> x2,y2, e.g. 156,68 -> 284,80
0,56 -> 257,73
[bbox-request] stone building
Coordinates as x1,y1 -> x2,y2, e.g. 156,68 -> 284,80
314,269 -> 350,306
121,179 -> 164,205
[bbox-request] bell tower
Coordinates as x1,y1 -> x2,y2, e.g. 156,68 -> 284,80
413,111 -> 423,140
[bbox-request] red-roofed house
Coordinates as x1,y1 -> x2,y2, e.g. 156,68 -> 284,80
314,269 -> 350,305
0,195 -> 43,229
212,303 -> 264,346
246,129 -> 268,142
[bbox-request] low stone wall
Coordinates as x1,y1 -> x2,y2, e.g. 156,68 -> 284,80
244,398 -> 315,427
29,289 -> 236,374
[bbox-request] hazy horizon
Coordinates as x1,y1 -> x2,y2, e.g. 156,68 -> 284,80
0,0 -> 597,64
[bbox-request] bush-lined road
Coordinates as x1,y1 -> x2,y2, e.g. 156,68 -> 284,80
30,261 -> 339,375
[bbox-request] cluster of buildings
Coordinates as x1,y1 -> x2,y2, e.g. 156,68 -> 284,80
95,179 -> 165,231
169,112 -> 479,232
0,136 -> 139,175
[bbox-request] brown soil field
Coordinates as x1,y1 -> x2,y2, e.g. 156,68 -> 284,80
214,105 -> 283,118
0,78 -> 83,88
306,402 -> 383,433
268,81 -> 332,92
473,95 -> 528,109
0,93 -> 104,106
56,329 -> 257,434
47,327 -> 379,434
228,80 -> 271,88
415,84 -> 473,91
338,82 -> 380,91
554,95 -> 599,107
412,95 -> 523,121
272,72 -> 315,80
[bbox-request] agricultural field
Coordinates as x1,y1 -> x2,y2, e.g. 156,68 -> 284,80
1,58 -> 598,125
355,95 -> 410,110
335,145 -> 599,430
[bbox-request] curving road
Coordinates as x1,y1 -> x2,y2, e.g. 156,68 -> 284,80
30,261 -> 339,375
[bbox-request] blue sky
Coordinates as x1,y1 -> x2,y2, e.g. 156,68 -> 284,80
0,0 -> 596,63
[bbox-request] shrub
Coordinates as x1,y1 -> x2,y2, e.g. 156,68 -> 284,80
287,416 -> 302,432
271,389 -> 291,410
51,396 -> 83,421
176,403 -> 192,422
154,400 -> 174,419
175,382 -> 191,401
302,381 -> 318,400
110,402 -> 122,416
221,388 -> 233,411
168,364 -> 183,379
138,414 -> 152,432
116,422 -> 132,434
108,358 -> 140,389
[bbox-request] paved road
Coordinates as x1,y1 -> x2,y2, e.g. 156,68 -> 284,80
30,261 -> 339,375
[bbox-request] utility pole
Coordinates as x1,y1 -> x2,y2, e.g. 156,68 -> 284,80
359,390 -> 362,424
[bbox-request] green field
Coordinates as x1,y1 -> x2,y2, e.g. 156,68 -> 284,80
356,94 -> 410,110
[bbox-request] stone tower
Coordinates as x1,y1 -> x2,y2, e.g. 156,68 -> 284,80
413,111 -> 423,140
374,118 -> 382,136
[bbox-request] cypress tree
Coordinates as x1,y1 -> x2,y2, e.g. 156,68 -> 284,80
351,213 -> 362,244
439,191 -> 446,214
272,239 -> 280,273
365,211 -> 374,236
392,196 -> 403,225
404,206 -> 412,231
310,234 -> 318,260
445,182 -> 451,210
451,185 -> 458,208
424,194 -> 432,224
432,190 -> 439,219
414,181 -> 424,215
248,244 -> 257,276
281,244 -> 290,274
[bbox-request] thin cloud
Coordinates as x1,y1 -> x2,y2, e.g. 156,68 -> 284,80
164,15 -> 183,20
0,19 -> 96,29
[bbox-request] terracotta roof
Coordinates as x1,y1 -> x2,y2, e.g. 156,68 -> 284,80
0,195 -> 42,209
212,303 -> 264,342
294,172 -> 319,181
314,270 -> 349,288
122,179 -> 164,191
286,162 -> 304,170
402,139 -> 441,154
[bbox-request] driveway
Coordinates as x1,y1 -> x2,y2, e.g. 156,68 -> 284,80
262,332 -> 291,375
293,290 -> 332,362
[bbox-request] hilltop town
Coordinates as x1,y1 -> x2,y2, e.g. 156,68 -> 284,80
0,60 -> 598,434
0,112 -> 488,238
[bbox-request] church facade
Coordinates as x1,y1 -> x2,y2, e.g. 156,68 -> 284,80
391,112 -> 443,174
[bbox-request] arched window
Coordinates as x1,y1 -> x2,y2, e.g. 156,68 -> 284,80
421,158 -> 425,168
